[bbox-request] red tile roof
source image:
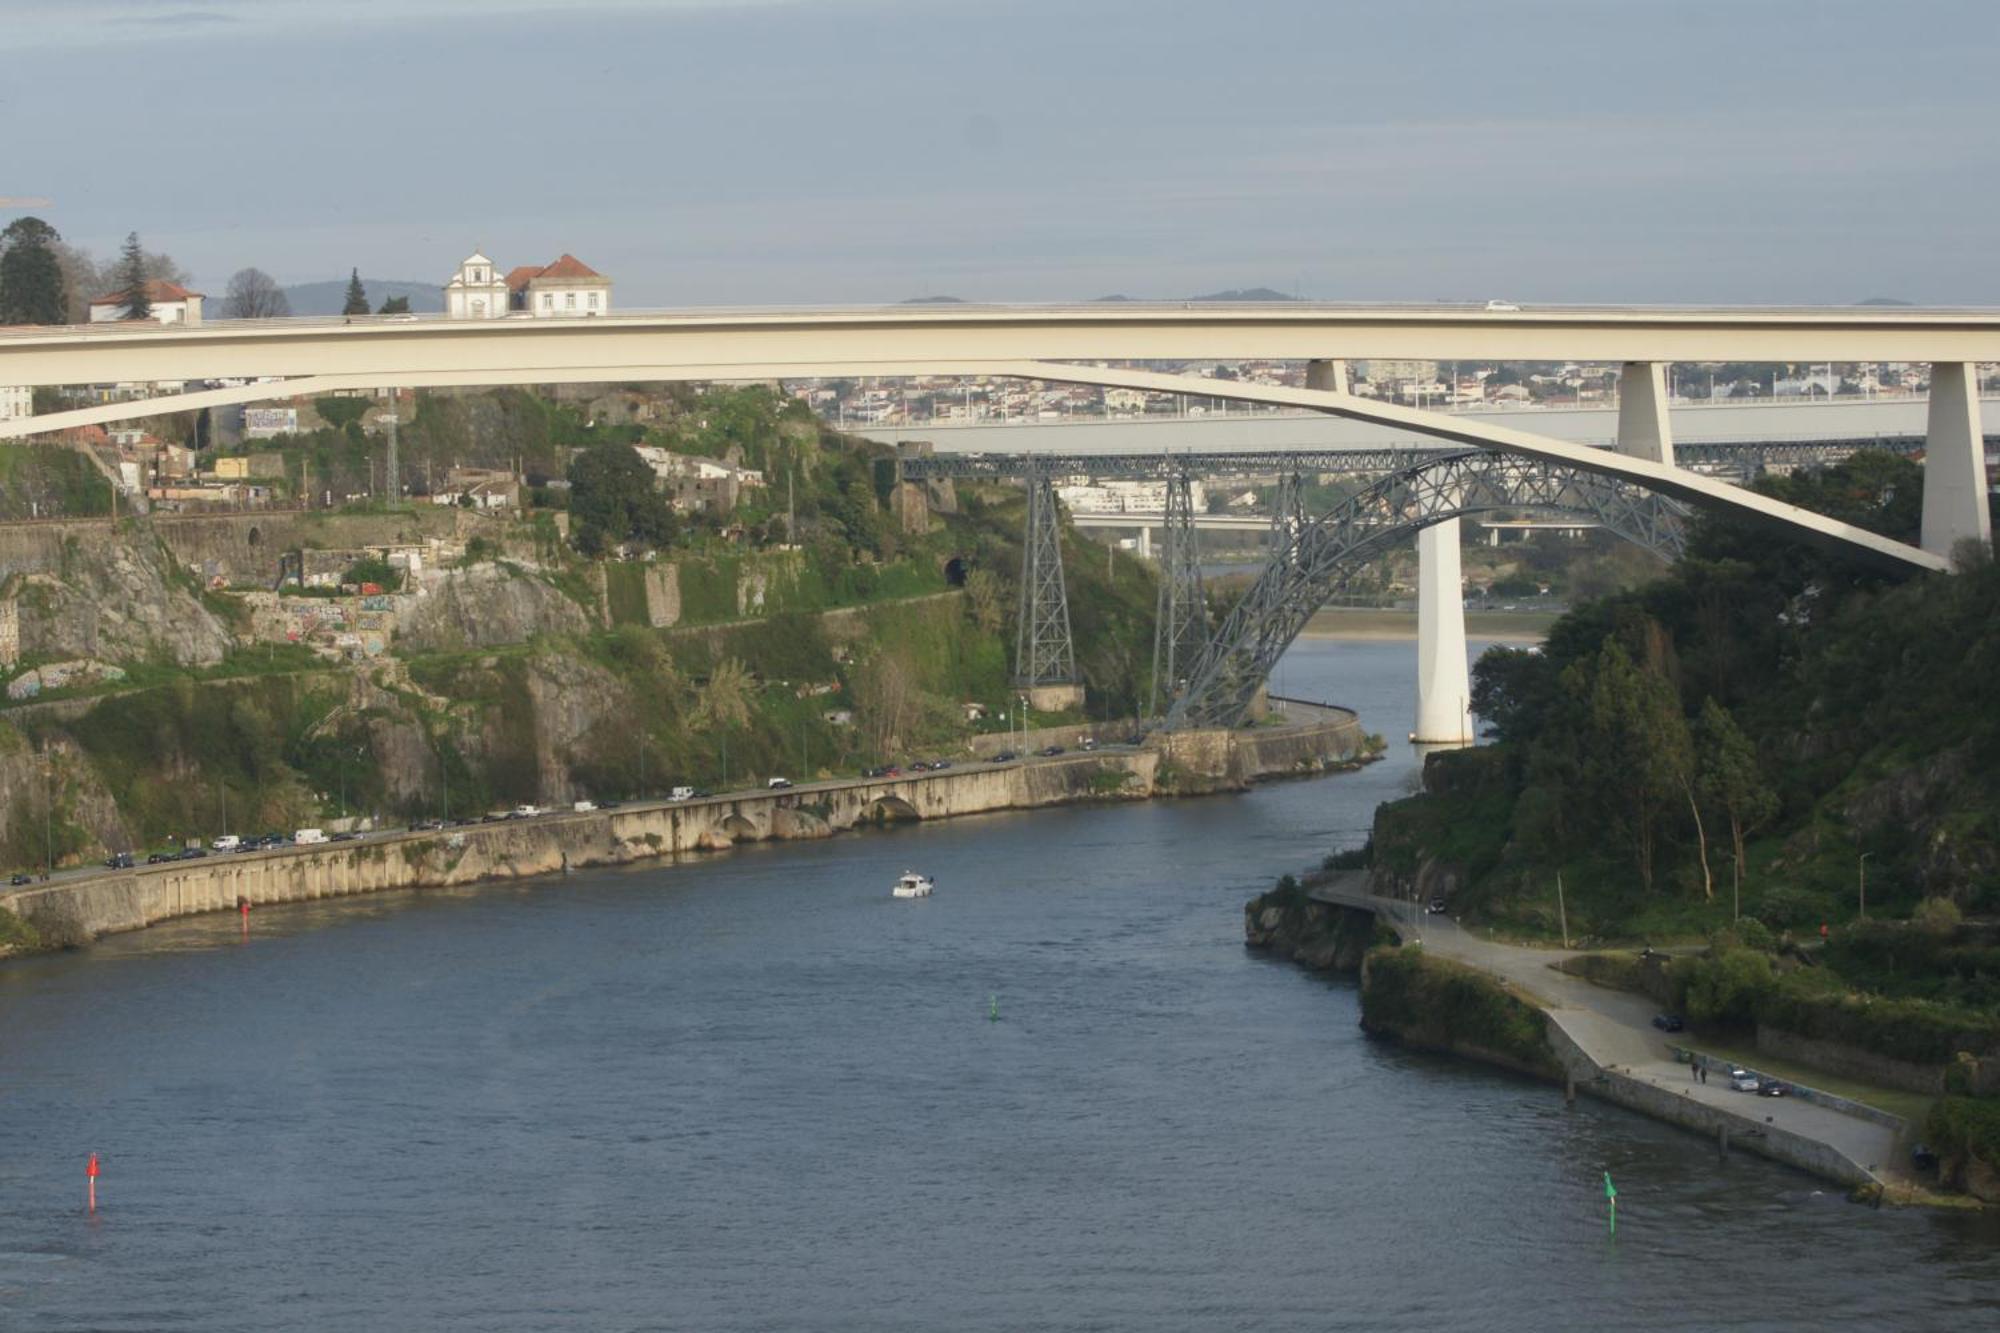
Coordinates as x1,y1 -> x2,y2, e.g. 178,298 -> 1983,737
88,278 -> 202,306
535,253 -> 603,281
503,264 -> 543,292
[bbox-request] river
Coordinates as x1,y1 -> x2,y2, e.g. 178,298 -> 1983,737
3,638 -> 1996,1331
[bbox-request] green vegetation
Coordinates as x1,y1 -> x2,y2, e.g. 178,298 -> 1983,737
0,905 -> 39,954
1360,947 -> 1560,1078
0,216 -> 69,326
0,444 -> 115,519
1390,453 -> 2000,941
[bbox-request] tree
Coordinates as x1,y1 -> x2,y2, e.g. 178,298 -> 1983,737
341,268 -> 369,316
116,232 -> 151,321
0,217 -> 69,325
692,658 -> 754,732
565,440 -> 676,556
1696,698 -> 1778,920
1578,641 -> 1692,894
222,267 -> 290,320
377,295 -> 410,315
964,567 -> 1007,634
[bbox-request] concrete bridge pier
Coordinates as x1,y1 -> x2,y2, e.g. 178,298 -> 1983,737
1616,361 -> 1675,465
1921,362 -> 1991,560
1413,520 -> 1474,744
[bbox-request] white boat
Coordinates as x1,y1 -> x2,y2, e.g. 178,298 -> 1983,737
892,870 -> 935,899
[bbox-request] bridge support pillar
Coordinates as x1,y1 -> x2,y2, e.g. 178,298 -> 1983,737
1151,471 -> 1207,715
1414,520 -> 1473,744
1616,362 -> 1674,466
1014,463 -> 1082,709
1305,358 -> 1350,395
1920,362 -> 1990,561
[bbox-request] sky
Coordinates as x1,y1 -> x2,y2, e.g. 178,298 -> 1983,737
3,0 -> 1998,307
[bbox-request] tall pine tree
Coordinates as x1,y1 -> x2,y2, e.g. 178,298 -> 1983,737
341,268 -> 369,316
117,231 -> 152,321
0,217 -> 69,325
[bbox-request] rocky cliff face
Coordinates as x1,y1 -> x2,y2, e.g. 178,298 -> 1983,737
1244,883 -> 1381,971
6,533 -> 235,667
396,561 -> 595,652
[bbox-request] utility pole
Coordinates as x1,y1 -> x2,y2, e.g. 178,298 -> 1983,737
43,742 -> 54,879
383,391 -> 400,509
1556,871 -> 1569,949
1858,852 -> 1871,921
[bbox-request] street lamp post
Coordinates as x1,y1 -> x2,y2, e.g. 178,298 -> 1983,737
1858,852 -> 1872,921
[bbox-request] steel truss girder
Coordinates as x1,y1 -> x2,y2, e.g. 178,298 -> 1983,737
1163,450 -> 1689,730
896,435 -> 1929,483
1014,465 -> 1078,686
1150,471 -> 1208,713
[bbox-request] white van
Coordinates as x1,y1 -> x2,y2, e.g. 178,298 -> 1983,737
212,835 -> 241,852
510,804 -> 542,819
293,828 -> 327,845
572,800 -> 597,813
670,786 -> 695,802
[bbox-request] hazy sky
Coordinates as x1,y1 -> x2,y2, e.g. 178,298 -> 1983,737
4,0 -> 1997,306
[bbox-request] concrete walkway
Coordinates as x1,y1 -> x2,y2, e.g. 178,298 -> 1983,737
1310,877 -> 1901,1183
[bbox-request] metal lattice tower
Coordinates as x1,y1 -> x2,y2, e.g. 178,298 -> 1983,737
1270,470 -> 1307,566
1014,465 -> 1077,687
1165,451 -> 1689,730
1150,471 -> 1208,715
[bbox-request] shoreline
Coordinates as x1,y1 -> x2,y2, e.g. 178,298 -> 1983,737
1262,874 -> 1938,1205
2,703 -> 1371,960
1298,607 -> 1556,644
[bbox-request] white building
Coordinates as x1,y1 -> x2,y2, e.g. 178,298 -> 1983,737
443,249 -> 614,319
443,251 -> 510,320
506,254 -> 612,317
87,279 -> 205,325
0,385 -> 30,421
1055,478 -> 1206,515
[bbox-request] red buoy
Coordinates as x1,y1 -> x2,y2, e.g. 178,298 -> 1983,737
86,1153 -> 99,1213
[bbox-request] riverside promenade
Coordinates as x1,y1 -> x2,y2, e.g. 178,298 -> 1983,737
1310,875 -> 1901,1191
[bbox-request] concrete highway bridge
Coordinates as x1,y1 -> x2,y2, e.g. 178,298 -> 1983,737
1,302 -> 1992,738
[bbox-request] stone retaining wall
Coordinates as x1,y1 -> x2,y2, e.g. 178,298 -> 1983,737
6,707 -> 1364,953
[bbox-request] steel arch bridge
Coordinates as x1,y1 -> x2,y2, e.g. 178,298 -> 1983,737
1162,451 -> 1690,730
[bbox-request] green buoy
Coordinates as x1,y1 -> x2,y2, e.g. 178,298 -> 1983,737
989,994 -> 999,1022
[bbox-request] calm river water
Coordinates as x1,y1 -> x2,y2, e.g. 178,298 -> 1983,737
4,638 -> 1997,1331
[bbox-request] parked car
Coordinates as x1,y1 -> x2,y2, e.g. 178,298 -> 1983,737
179,846 -> 209,859
211,835 -> 241,853
572,800 -> 597,813
105,852 -> 134,869
1912,1142 -> 1939,1171
1757,1080 -> 1790,1098
598,801 -> 622,810
1038,745 -> 1066,757
331,832 -> 359,843
147,852 -> 171,864
1080,737 -> 1098,751
909,761 -> 932,772
929,759 -> 953,771
1652,1013 -> 1685,1033
1729,1068 -> 1760,1093
863,766 -> 890,779
510,805 -> 542,819
767,777 -> 793,789
293,828 -> 328,845
992,751 -> 1018,763
9,872 -> 32,885
1426,897 -> 1448,915
670,787 -> 695,802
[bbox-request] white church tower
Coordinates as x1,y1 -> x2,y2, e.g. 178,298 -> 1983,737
443,251 -> 509,319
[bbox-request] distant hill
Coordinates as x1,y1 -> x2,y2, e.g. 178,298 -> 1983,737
1856,296 -> 1914,307
1187,287 -> 1297,302
899,294 -> 967,304
280,278 -> 443,316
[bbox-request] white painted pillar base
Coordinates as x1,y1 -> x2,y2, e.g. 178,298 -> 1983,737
1616,361 -> 1674,466
1920,362 -> 1990,561
1414,519 -> 1473,744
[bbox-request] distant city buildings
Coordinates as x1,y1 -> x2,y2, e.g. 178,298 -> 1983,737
444,250 -> 612,319
0,384 -> 31,421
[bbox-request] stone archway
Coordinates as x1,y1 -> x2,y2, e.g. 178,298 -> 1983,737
867,795 -> 920,825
